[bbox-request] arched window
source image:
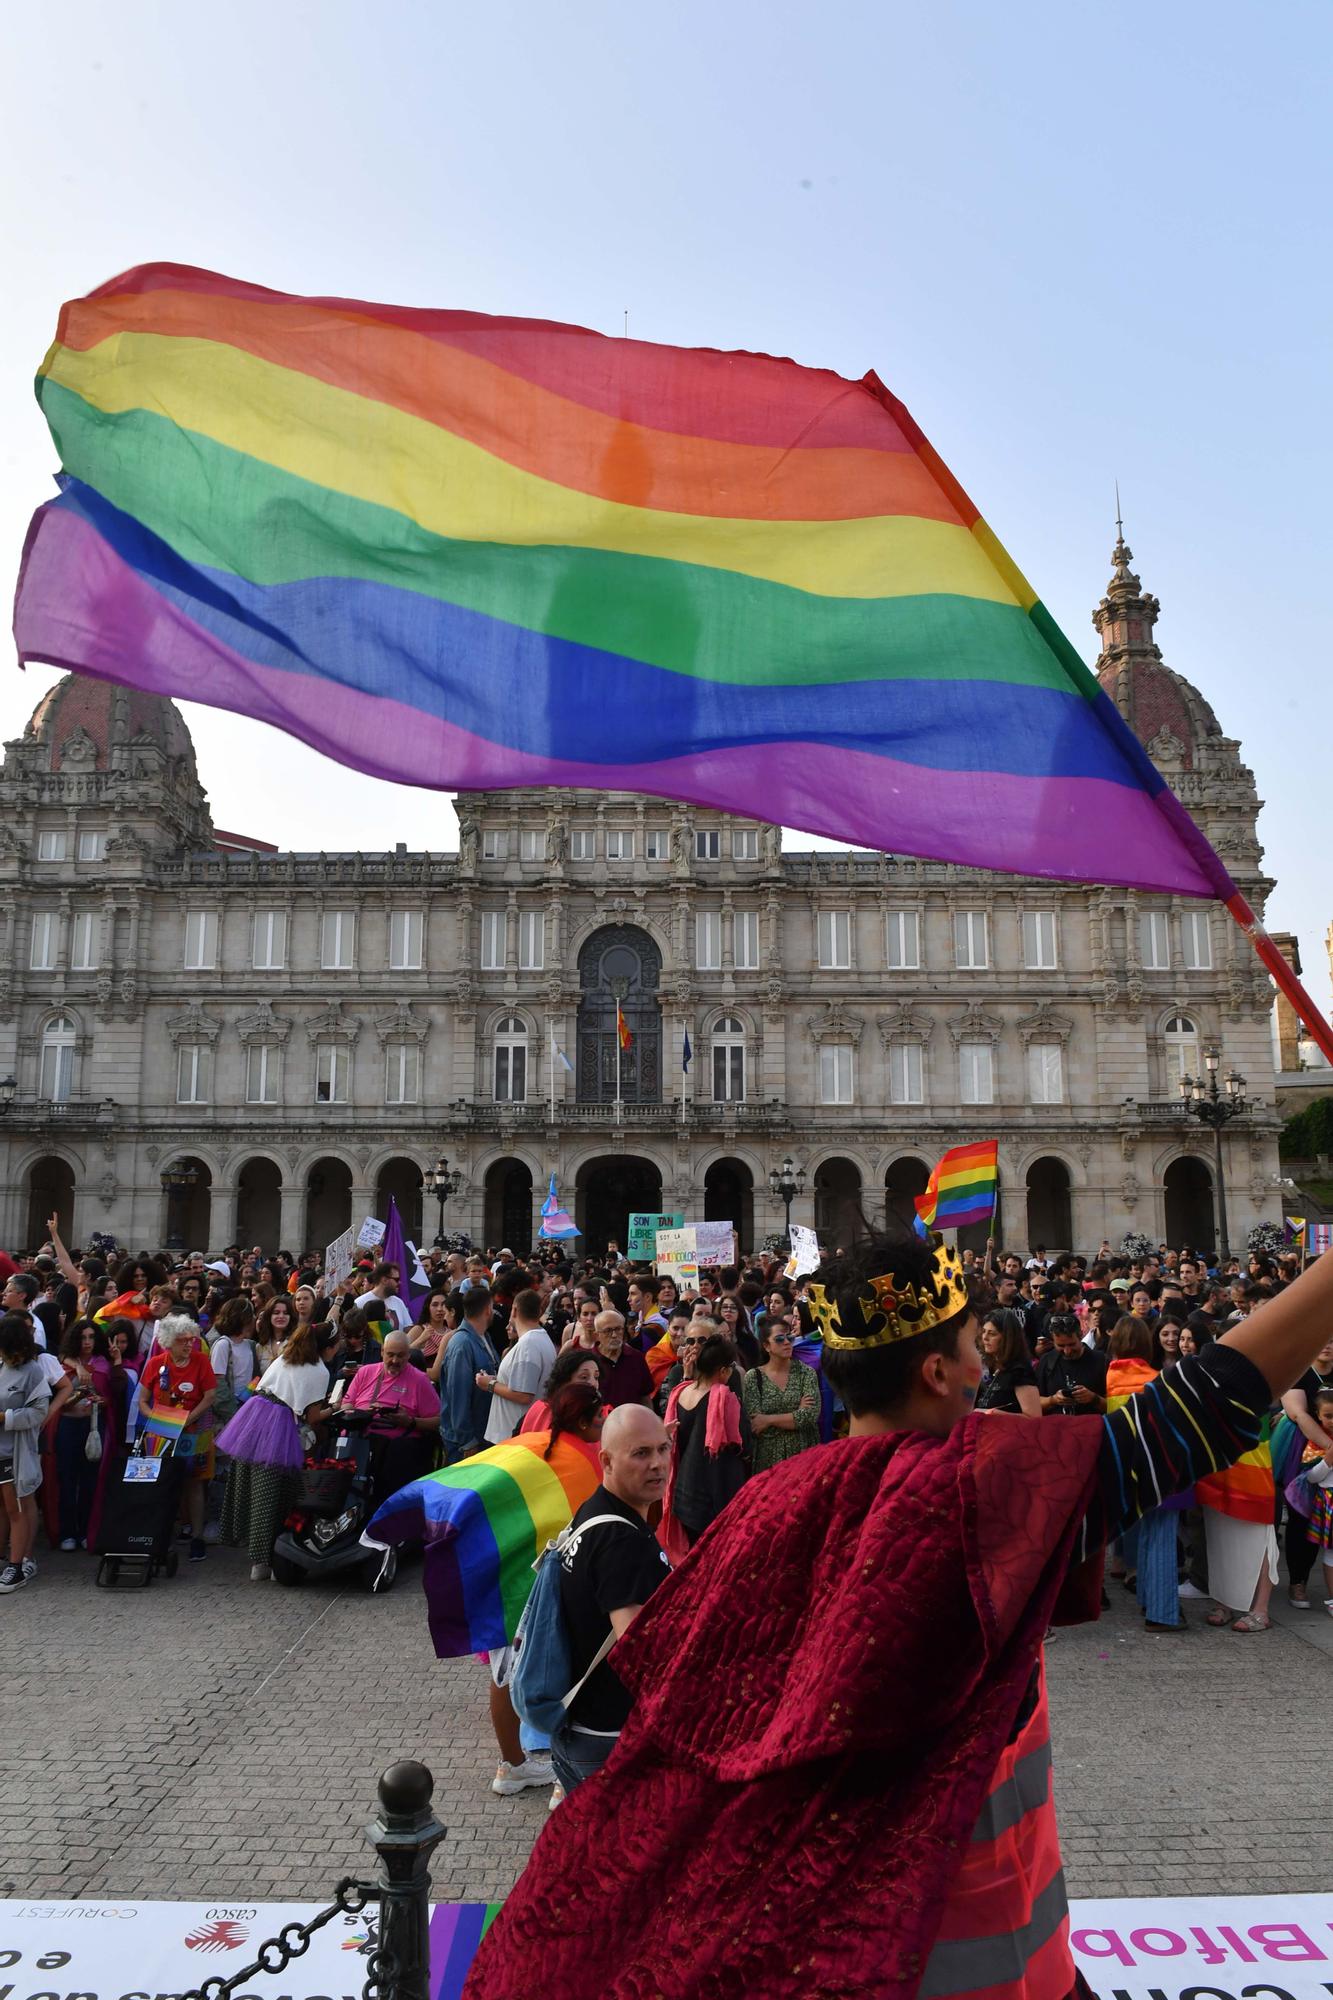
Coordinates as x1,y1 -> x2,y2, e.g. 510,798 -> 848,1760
1164,1013 -> 1200,1088
494,1015 -> 528,1102
712,1016 -> 745,1103
39,1014 -> 76,1103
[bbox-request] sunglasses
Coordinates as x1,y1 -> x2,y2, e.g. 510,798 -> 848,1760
768,1330 -> 795,1344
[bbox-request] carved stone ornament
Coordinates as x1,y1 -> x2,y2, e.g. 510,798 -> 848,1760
946,1002 -> 1003,1048
808,1003 -> 863,1048
374,1001 -> 428,1046
165,1000 -> 222,1046
1121,1173 -> 1141,1211
876,1004 -> 931,1050
234,1000 -> 292,1045
96,1170 -> 119,1206
304,1000 -> 362,1046
1016,1002 -> 1074,1047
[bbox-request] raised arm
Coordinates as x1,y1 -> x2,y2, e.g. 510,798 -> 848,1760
46,1213 -> 82,1289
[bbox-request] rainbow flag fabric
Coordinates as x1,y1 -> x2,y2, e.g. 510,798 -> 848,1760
365,1431 -> 600,1658
1195,1416 -> 1275,1526
428,1904 -> 502,1998
914,1140 -> 999,1236
13,262 -> 1236,897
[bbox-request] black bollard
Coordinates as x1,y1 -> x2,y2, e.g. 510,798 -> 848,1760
366,1759 -> 447,2000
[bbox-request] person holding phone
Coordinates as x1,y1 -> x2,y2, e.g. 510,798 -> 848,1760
1036,1314 -> 1107,1415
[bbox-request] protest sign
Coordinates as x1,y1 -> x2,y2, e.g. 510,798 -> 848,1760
356,1215 -> 387,1250
784,1223 -> 821,1279
324,1224 -> 355,1289
693,1220 -> 736,1267
654,1225 -> 700,1293
627,1210 -> 684,1259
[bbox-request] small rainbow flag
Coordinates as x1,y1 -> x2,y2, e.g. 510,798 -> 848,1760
914,1140 -> 999,1236
616,1000 -> 633,1052
366,1431 -> 600,1657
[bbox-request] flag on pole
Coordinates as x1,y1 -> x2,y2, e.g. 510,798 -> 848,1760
682,1029 -> 692,1072
539,1172 -> 580,1240
552,1038 -> 574,1073
616,1000 -> 633,1052
382,1194 -> 428,1316
16,263 -> 1333,1069
1284,1216 -> 1306,1246
913,1141 -> 999,1237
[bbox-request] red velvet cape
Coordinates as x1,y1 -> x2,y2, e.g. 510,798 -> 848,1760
464,1415 -> 1103,2000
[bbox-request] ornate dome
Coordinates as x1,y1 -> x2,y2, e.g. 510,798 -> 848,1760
23,673 -> 198,775
1092,529 -> 1221,770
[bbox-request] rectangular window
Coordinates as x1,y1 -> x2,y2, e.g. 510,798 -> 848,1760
252,910 -> 287,970
1022,910 -> 1058,970
734,909 -> 760,971
246,1043 -> 280,1104
315,1043 -> 349,1104
605,830 -> 632,860
494,1041 -> 527,1102
819,1044 -> 854,1104
817,909 -> 851,969
953,911 -> 989,970
518,910 -> 544,970
176,1043 -> 212,1104
519,829 -> 543,861
40,1039 -> 73,1103
385,1040 -> 420,1105
70,912 -> 98,971
732,828 -> 759,860
1140,910 -> 1171,971
959,1041 -> 994,1105
76,830 -> 105,862
36,830 -> 67,861
695,912 -> 722,970
713,1041 -> 745,1102
479,911 -> 505,970
1028,1040 -> 1064,1104
644,830 -> 667,861
1181,910 -> 1212,970
886,909 -> 920,970
482,830 -> 508,860
570,830 -> 595,860
29,912 -> 57,971
321,909 -> 355,970
695,829 -> 721,860
184,910 -> 218,970
389,909 -> 423,970
890,1042 -> 923,1104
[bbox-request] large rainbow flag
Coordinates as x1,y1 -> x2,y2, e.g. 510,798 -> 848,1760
8,263 -> 1246,897
1195,1416 -> 1275,1525
914,1140 -> 999,1236
365,1431 -> 600,1658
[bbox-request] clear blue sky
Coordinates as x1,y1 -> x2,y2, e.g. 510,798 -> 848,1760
2,1 -> 1329,1007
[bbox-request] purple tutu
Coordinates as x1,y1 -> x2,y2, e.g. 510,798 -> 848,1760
215,1393 -> 303,1472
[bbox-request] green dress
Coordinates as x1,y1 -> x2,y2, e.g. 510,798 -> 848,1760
741,1360 -> 822,1475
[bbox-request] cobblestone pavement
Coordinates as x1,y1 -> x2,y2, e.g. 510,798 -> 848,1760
2,1541 -> 1328,1904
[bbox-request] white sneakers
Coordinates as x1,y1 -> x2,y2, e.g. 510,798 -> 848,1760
492,1755 -> 554,1796
250,1562 -> 271,1582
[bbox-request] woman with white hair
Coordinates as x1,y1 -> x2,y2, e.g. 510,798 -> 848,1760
135,1313 -> 217,1563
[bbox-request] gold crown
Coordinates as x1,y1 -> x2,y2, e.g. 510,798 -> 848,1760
808,1241 -> 970,1350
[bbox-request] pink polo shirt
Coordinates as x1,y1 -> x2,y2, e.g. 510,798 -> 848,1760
343,1360 -> 440,1434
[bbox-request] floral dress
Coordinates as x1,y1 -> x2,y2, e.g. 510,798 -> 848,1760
741,1360 -> 822,1475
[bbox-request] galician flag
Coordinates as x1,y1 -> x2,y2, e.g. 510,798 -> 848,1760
539,1172 -> 580,1240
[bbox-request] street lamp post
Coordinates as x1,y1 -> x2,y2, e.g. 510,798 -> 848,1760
1178,1046 -> 1247,1261
767,1155 -> 807,1248
422,1155 -> 463,1249
0,1075 -> 16,1115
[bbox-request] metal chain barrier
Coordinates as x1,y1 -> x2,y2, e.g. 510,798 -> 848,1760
177,1877 -> 380,2000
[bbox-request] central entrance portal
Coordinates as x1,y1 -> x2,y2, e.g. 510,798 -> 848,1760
576,1155 -> 663,1258
577,924 -> 662,1106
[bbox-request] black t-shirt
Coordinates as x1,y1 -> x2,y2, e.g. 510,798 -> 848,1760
559,1487 -> 672,1734
976,1359 -> 1037,1413
1294,1365 -> 1333,1414
1036,1345 -> 1108,1413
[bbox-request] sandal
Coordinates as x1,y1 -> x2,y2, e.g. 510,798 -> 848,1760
1231,1613 -> 1271,1633
1204,1606 -> 1232,1626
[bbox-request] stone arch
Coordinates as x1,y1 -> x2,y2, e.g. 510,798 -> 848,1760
305,1155 -> 353,1250
482,1157 -> 534,1255
574,1153 -> 663,1257
1025,1155 -> 1073,1255
235,1154 -> 283,1253
376,1156 -> 424,1243
25,1153 -> 76,1252
159,1154 -> 212,1254
1164,1155 -> 1214,1256
884,1155 -> 930,1230
813,1156 -> 863,1250
576,924 -> 663,1105
703,1156 -> 753,1252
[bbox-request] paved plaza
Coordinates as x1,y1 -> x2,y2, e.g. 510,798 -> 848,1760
2,1544 -> 1329,1907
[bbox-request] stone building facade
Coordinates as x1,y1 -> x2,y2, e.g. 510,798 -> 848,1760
0,537 -> 1283,1258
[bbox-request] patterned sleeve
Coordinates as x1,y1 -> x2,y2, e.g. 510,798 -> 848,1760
1079,1343 -> 1272,1552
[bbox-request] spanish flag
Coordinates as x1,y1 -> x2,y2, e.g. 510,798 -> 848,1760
616,1000 -> 633,1052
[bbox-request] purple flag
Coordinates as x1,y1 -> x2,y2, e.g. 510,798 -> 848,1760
382,1194 -> 428,1318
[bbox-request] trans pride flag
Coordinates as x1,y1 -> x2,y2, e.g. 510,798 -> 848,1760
12,263 -> 1245,899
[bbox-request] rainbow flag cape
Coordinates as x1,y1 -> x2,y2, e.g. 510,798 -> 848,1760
11,262 -> 1242,898
428,1903 -> 502,1998
914,1140 -> 999,1236
1195,1414 -> 1274,1525
365,1431 -> 600,1657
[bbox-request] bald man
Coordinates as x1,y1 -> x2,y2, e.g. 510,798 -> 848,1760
551,1404 -> 673,1795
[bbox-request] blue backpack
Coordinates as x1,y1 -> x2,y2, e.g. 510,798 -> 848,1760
507,1513 -> 630,1736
